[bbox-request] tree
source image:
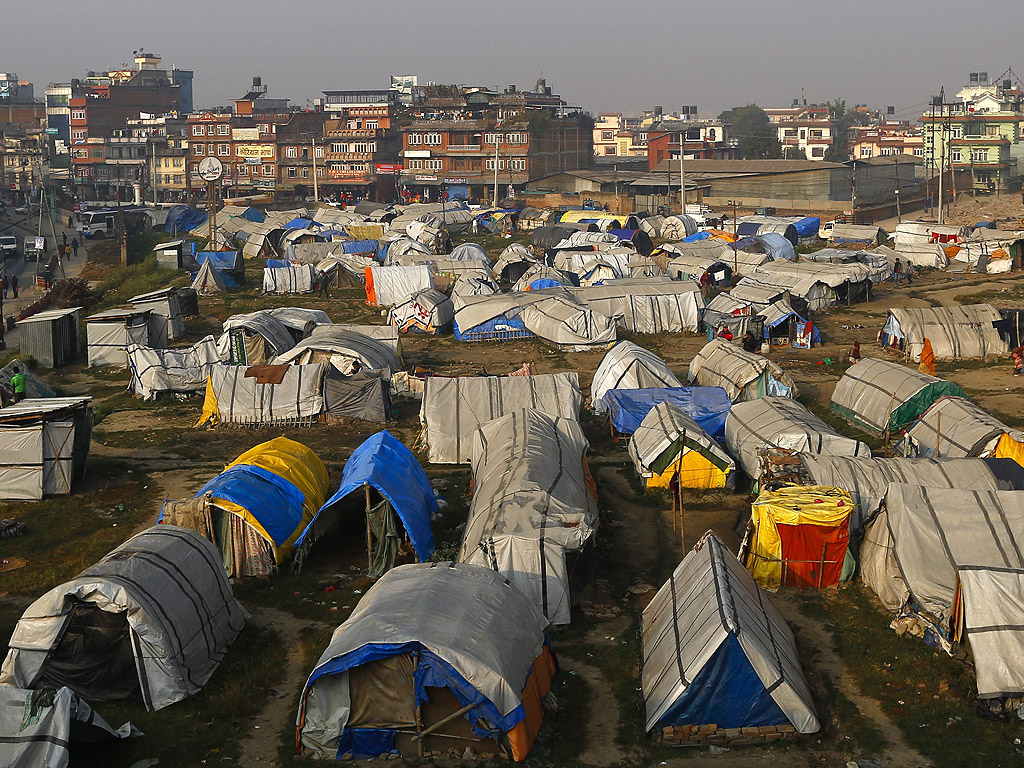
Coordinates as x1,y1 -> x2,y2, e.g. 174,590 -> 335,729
824,99 -> 869,162
719,104 -> 782,159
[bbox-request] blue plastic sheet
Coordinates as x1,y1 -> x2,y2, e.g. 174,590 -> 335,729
341,239 -> 380,256
454,314 -> 531,341
605,387 -> 731,440
196,465 -> 305,546
297,431 -> 436,558
164,205 -> 206,234
265,258 -> 290,269
682,231 -> 711,242
336,729 -> 398,759
792,217 -> 820,238
654,633 -> 788,730
285,217 -> 315,230
752,233 -> 796,261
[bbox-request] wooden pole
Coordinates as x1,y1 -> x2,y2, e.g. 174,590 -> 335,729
677,430 -> 686,554
935,412 -> 942,458
818,542 -> 827,589
365,483 -> 373,571
882,390 -> 897,457
411,702 -> 477,743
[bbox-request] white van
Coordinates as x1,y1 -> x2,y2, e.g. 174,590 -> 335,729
80,210 -> 117,239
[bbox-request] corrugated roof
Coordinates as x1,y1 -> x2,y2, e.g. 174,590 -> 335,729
651,158 -> 842,175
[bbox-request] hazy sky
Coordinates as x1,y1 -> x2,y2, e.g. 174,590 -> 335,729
8,0 -> 1021,122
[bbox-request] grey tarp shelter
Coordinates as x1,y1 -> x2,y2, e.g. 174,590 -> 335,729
460,409 -> 598,626
898,395 -> 1024,461
16,307 -> 81,368
197,363 -> 327,427
880,304 -> 1007,361
0,397 -> 93,500
591,340 -> 681,414
688,338 -> 797,402
628,402 -> 735,488
570,279 -> 703,334
829,357 -> 965,434
84,308 -> 165,368
419,372 -> 582,464
725,397 -> 870,480
1,525 -> 247,711
297,562 -> 550,760
0,685 -> 137,768
860,484 -> 1024,700
792,455 -> 1024,533
129,287 -> 186,341
642,532 -> 820,734
219,310 -> 302,365
272,327 -> 401,373
127,336 -> 221,400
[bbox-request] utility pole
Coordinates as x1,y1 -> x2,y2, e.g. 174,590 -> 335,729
310,134 -> 319,204
492,123 -> 502,207
679,128 -> 686,215
894,154 -> 902,222
936,88 -> 946,224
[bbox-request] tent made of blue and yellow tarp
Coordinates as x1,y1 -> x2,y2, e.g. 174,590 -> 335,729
167,437 -> 329,575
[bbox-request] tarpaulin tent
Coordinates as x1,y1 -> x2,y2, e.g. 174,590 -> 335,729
0,358 -> 56,399
860,484 -> 1024,701
828,223 -> 886,245
603,386 -> 732,442
512,264 -> 575,292
608,228 -> 654,256
296,562 -> 556,761
195,251 -> 244,283
127,336 -> 221,400
530,226 -> 581,250
663,251 -> 733,284
0,685 -> 137,767
449,242 -> 489,262
420,372 -> 581,464
516,294 -> 616,347
197,363 -> 327,427
388,289 -> 454,335
0,397 -> 93,500
688,339 -> 798,402
84,308 -> 165,368
660,215 -> 698,240
570,279 -> 703,334
453,290 -> 615,347
725,397 -> 870,480
164,204 -> 206,234
892,222 -> 967,266
791,455 -> 1024,533
591,340 -> 681,413
452,275 -> 499,300
830,357 -> 965,434
737,219 -> 798,246
322,368 -> 391,423
628,402 -> 734,489
162,437 -> 329,576
791,217 -> 820,239
191,258 -> 228,294
995,308 -> 1024,348
898,395 -> 1024,465
879,304 -> 1007,361
262,263 -> 316,294
460,409 -> 598,626
745,486 -> 852,590
128,287 -> 186,341
1,525 -> 246,711
365,265 -> 435,306
642,532 -> 820,736
272,326 -> 400,373
297,431 -> 435,575
453,291 -> 559,343
218,311 -> 299,365
492,244 -> 538,284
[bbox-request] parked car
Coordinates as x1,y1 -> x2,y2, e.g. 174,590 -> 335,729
0,236 -> 17,259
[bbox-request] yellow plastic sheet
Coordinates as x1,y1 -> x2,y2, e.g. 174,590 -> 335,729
645,450 -> 729,490
994,432 -> 1024,468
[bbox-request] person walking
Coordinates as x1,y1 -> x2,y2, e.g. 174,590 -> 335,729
10,366 -> 26,403
11,275 -> 18,299
315,272 -> 329,299
71,237 -> 79,259
893,258 -> 904,285
67,215 -> 74,229
62,231 -> 67,249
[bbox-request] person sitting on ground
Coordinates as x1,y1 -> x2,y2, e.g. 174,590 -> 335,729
10,366 -> 26,403
741,330 -> 759,353
1012,346 -> 1024,376
717,324 -> 733,341
848,340 -> 861,365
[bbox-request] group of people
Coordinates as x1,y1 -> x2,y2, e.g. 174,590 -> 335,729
60,231 -> 80,260
1,275 -> 19,299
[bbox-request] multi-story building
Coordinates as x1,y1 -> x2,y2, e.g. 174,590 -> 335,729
593,112 -> 623,156
764,103 -> 834,160
850,122 -> 924,161
317,88 -> 402,200
0,130 -> 44,197
645,121 -> 736,170
920,73 -> 1024,192
0,74 -> 34,104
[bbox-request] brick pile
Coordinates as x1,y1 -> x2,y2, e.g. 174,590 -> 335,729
659,723 -> 797,746
578,600 -> 622,619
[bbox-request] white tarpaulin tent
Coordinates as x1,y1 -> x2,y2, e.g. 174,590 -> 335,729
898,395 -> 1024,462
724,397 -> 870,479
388,289 -> 455,334
272,326 -> 400,372
85,308 -> 164,368
127,336 -> 221,400
793,454 -> 1024,532
880,304 -> 1007,361
262,263 -> 316,294
860,484 -> 1024,699
366,264 -> 435,306
892,222 -> 967,266
191,258 -> 227,294
688,339 -> 797,402
1,526 -> 247,711
570,279 -> 703,334
591,340 -> 681,413
197,363 -> 327,427
0,397 -> 93,500
460,409 -> 598,626
129,287 -> 186,341
516,295 -> 616,348
420,373 -> 582,464
218,310 -> 312,365
0,686 -> 137,768
641,532 -> 820,734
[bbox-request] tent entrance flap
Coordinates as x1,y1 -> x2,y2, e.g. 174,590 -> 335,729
36,600 -> 141,702
776,523 -> 848,589
368,499 -> 400,579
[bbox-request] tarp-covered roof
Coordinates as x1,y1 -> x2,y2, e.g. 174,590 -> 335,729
688,339 -> 798,402
591,340 -> 681,413
272,326 -> 400,371
604,386 -> 732,441
628,401 -> 734,479
884,304 -> 1007,361
900,395 -> 1024,460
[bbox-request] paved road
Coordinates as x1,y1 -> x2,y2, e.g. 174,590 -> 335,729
0,209 -> 88,350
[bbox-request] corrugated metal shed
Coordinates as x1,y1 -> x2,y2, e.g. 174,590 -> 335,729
17,307 -> 82,367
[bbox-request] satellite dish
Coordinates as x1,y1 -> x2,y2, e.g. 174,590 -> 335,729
198,157 -> 223,182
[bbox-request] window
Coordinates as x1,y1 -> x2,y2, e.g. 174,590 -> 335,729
301,167 -> 310,178
71,109 -> 85,120
707,128 -> 716,140
601,131 -> 614,140
913,147 -> 924,157
604,146 -> 616,155
257,124 -> 269,134
262,165 -> 274,176
329,163 -> 343,171
408,159 -> 423,170
485,158 -> 506,171
408,133 -> 422,145
424,132 -> 441,145
285,146 -> 297,158
425,158 -> 442,171
331,143 -> 347,153
347,120 -> 358,129
217,125 -> 229,135
174,157 -> 183,167
484,133 -> 500,145
236,164 -> 248,175
972,148 -> 988,162
287,167 -> 297,178
799,130 -> 806,139
90,148 -> 102,158
860,146 -> 873,157
191,163 -> 200,174
173,174 -> 183,184
506,133 -> 525,145
71,129 -> 86,141
353,142 -> 375,153
810,129 -> 822,138
784,129 -> 797,138
986,124 -> 1001,137
811,147 -> 825,157
951,149 -> 962,162
509,158 -> 526,171
217,144 -> 230,156
193,144 -> 205,155
365,120 -> 378,130
951,127 -> 962,139
314,146 -> 324,158
192,124 -> 205,136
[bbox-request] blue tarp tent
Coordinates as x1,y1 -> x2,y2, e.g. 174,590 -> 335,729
296,431 -> 436,562
164,205 -> 206,234
605,387 -> 732,441
285,217 -> 316,230
265,258 -> 290,269
792,217 -> 820,238
608,228 -> 654,256
751,233 -> 796,262
683,231 -> 711,242
193,251 -> 243,287
341,239 -> 380,256
235,206 -> 265,223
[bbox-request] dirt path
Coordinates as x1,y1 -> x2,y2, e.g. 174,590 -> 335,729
561,652 -> 630,767
237,606 -> 330,766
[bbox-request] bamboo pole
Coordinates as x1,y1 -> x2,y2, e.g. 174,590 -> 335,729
365,483 -> 373,571
677,431 -> 686,554
935,412 -> 942,458
411,702 -> 477,743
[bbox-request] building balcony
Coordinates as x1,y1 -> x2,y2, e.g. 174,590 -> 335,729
325,152 -> 374,161
447,144 -> 482,152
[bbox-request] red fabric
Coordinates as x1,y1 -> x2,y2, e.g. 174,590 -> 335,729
776,520 -> 849,588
